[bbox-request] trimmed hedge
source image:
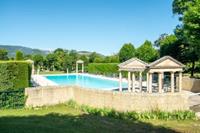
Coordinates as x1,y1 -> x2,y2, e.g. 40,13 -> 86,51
0,61 -> 31,91
0,88 -> 26,109
88,63 -> 119,76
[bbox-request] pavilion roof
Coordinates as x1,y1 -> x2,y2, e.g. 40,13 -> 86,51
148,56 -> 184,69
118,58 -> 148,71
76,60 -> 84,63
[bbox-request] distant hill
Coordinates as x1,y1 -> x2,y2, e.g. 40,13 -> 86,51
78,51 -> 104,57
0,45 -> 104,57
0,45 -> 50,57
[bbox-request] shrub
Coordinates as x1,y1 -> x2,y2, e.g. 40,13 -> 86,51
0,61 -> 31,91
0,88 -> 26,109
15,50 -> 24,60
88,63 -> 118,76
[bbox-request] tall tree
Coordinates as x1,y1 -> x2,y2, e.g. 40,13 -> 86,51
154,34 -> 183,60
46,53 -> 57,71
33,54 -> 44,69
63,54 -> 73,72
89,52 -> 99,63
79,55 -> 89,65
119,43 -> 135,62
54,48 -> 66,70
0,49 -> 8,60
172,0 -> 193,17
182,0 -> 200,57
136,40 -> 158,62
110,55 -> 120,63
104,54 -> 120,63
175,26 -> 199,77
173,0 -> 200,77
94,57 -> 104,63
23,54 -> 32,60
15,50 -> 24,60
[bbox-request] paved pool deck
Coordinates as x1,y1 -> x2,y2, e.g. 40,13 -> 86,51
189,93 -> 200,112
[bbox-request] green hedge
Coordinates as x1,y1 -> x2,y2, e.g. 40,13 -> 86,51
88,63 -> 119,76
0,88 -> 26,109
0,61 -> 31,91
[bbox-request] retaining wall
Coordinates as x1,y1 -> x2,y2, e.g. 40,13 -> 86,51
25,86 -> 189,112
25,86 -> 74,106
182,77 -> 200,93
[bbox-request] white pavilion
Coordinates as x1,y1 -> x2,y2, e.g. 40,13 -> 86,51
118,56 -> 184,93
76,60 -> 84,73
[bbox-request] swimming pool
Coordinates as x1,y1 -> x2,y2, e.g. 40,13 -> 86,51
45,74 -> 127,90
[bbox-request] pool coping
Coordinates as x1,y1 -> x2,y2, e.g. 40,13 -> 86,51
32,75 -> 58,86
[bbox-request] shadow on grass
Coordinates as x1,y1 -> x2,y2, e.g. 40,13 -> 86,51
0,113 -> 179,133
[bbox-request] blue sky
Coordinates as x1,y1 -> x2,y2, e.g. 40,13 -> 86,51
0,0 -> 179,55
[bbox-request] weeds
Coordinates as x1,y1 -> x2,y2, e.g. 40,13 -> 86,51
66,100 -> 197,121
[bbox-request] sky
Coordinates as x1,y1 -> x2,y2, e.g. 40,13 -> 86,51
0,0 -> 179,55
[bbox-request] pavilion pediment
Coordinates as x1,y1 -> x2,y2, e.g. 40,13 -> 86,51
149,56 -> 184,68
118,58 -> 148,70
154,59 -> 180,67
123,60 -> 146,68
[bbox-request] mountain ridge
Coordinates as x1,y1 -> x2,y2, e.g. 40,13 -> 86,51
0,45 -> 104,57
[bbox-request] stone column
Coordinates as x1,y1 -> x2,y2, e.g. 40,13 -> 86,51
76,63 -> 78,73
139,72 -> 142,92
148,73 -> 152,93
82,63 -> 84,73
158,72 -> 163,93
32,62 -> 35,75
119,71 -> 122,92
179,72 -> 182,92
37,66 -> 40,75
146,72 -> 149,92
132,73 -> 135,92
171,72 -> 174,93
128,71 -> 131,92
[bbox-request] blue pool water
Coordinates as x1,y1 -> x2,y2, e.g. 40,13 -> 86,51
45,74 -> 127,90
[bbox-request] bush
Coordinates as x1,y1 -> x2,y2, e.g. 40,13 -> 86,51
88,63 -> 119,76
0,61 -> 31,91
0,88 -> 26,109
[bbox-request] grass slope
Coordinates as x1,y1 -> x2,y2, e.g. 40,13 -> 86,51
0,104 -> 199,133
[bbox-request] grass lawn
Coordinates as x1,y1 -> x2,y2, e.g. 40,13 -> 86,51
39,71 -> 66,75
0,104 -> 199,133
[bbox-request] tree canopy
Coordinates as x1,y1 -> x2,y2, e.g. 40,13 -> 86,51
182,0 -> 200,57
15,50 -> 24,60
119,43 -> 135,62
0,49 -> 9,60
172,0 -> 200,77
33,54 -> 44,69
136,40 -> 158,62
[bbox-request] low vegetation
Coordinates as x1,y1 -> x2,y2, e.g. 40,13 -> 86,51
67,100 -> 197,121
0,104 -> 199,133
0,88 -> 26,109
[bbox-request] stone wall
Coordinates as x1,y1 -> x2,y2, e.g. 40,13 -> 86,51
73,87 -> 188,112
25,86 -> 189,111
25,86 -> 74,107
182,77 -> 200,93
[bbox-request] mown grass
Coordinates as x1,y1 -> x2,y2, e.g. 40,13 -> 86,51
0,104 -> 199,133
39,71 -> 66,75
